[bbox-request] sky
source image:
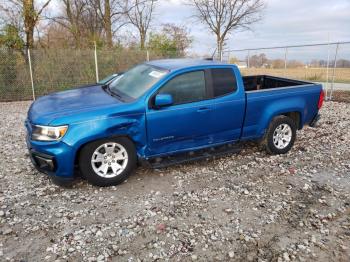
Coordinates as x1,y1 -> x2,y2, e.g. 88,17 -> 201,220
153,0 -> 350,60
47,0 -> 350,61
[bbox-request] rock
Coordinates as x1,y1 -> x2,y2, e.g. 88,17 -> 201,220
2,228 -> 12,235
211,235 -> 218,241
288,167 -> 296,174
283,252 -> 290,261
340,245 -> 348,251
155,223 -> 166,233
224,208 -> 234,214
0,101 -> 349,261
303,183 -> 311,190
311,235 -> 317,243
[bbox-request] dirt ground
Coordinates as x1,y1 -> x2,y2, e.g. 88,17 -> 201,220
0,100 -> 349,262
332,91 -> 350,103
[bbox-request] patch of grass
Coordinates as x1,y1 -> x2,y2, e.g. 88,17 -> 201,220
305,73 -> 323,82
240,68 -> 350,84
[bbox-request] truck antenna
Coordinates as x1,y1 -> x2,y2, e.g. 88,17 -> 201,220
204,47 -> 217,61
211,47 -> 217,60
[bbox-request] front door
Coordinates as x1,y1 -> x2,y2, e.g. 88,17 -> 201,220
146,70 -> 214,156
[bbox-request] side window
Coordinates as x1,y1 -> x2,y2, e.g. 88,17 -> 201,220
211,68 -> 237,97
159,71 -> 206,105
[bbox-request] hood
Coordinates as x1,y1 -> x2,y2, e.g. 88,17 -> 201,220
28,85 -> 123,125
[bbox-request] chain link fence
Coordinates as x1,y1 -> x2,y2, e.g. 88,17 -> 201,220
1,42 -> 349,102
0,49 -> 32,101
222,41 -> 350,100
0,48 -> 183,102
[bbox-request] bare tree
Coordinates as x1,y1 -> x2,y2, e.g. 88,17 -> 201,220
58,0 -> 88,48
0,0 -> 52,49
103,0 -> 113,47
249,53 -> 268,67
161,23 -> 192,56
50,0 -> 128,48
190,0 -> 265,59
51,0 -> 105,48
88,0 -> 128,48
125,0 -> 156,49
0,1 -> 23,31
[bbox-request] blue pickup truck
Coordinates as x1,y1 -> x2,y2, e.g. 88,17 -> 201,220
25,59 -> 324,186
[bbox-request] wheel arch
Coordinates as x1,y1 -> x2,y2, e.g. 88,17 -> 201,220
264,109 -> 303,136
73,135 -> 137,168
281,111 -> 302,129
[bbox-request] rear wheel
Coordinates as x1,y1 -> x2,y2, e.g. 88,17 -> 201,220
79,137 -> 137,186
263,115 -> 296,155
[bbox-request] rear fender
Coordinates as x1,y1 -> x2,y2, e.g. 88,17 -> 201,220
257,97 -> 305,137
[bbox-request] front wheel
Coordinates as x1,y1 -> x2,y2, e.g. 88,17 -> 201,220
262,115 -> 297,155
79,137 -> 137,186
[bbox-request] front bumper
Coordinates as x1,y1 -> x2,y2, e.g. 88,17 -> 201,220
29,150 -> 56,173
26,134 -> 76,181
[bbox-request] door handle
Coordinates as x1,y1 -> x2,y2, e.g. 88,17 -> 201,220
197,107 -> 211,113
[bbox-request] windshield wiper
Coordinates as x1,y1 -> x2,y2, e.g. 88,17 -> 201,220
102,84 -> 124,101
110,90 -> 123,100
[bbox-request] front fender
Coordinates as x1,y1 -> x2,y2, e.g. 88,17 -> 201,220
62,113 -> 147,158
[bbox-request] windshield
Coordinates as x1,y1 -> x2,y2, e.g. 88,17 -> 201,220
109,64 -> 167,99
98,74 -> 118,85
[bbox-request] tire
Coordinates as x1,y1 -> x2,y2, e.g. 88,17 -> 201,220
79,137 -> 137,187
262,115 -> 297,155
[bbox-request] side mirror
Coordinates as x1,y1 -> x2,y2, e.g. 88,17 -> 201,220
154,94 -> 173,108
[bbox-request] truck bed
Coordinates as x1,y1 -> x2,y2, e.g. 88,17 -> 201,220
241,75 -> 322,140
243,75 -> 309,92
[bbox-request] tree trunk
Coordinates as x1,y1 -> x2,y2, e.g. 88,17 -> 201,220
104,0 -> 113,48
23,0 -> 36,49
26,26 -> 35,49
217,36 -> 223,61
140,31 -> 146,50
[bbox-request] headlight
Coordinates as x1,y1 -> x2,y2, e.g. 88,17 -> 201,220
32,125 -> 68,141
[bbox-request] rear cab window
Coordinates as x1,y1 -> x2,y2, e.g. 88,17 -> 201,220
211,68 -> 237,97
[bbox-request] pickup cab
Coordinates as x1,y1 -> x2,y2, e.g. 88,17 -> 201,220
25,59 -> 324,186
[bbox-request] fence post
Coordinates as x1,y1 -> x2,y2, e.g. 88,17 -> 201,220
284,48 -> 288,76
325,43 -> 331,100
330,43 -> 339,100
146,50 -> 150,61
247,50 -> 250,68
94,42 -> 99,82
27,49 -> 35,101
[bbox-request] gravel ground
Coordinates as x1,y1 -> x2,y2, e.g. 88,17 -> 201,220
0,101 -> 349,262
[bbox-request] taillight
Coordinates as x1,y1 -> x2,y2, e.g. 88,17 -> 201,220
318,89 -> 324,109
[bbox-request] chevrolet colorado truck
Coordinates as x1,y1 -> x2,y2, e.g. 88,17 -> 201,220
25,59 -> 324,186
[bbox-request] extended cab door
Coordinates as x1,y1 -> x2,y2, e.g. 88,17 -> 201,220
207,67 -> 246,142
146,70 -> 214,156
